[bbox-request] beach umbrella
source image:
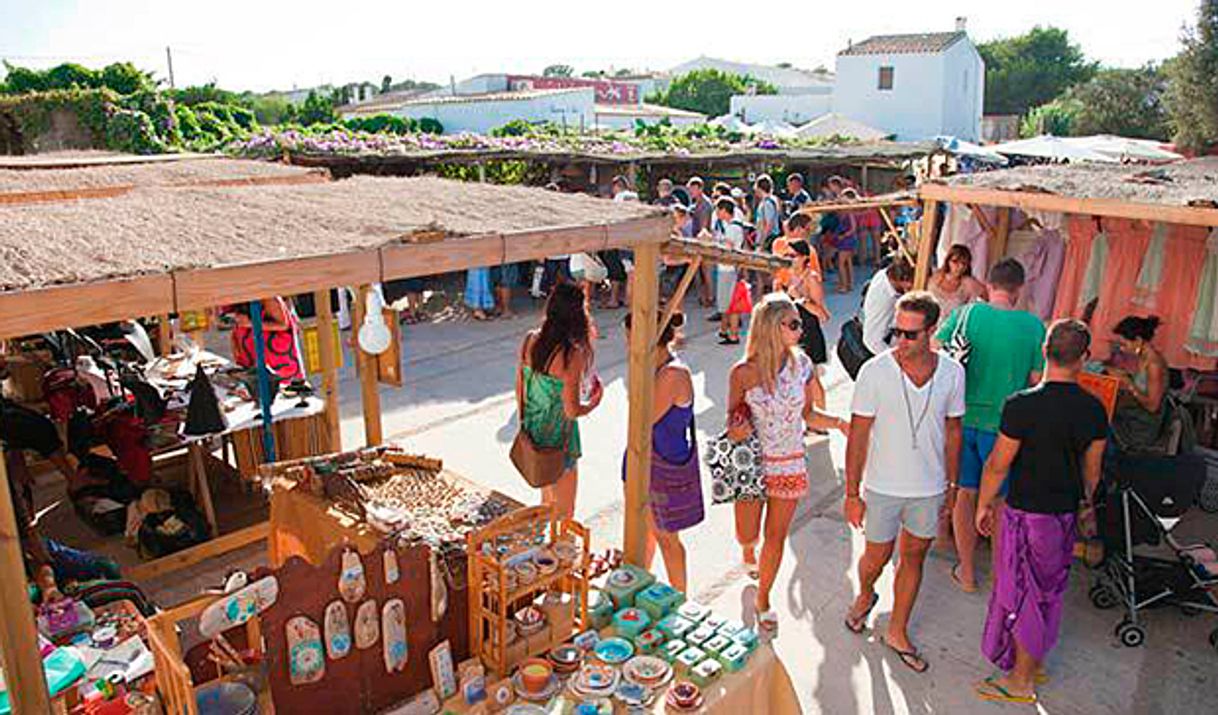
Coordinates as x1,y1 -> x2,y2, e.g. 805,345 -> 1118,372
990,135 -> 1118,163
934,135 -> 1008,165
1065,135 -> 1184,163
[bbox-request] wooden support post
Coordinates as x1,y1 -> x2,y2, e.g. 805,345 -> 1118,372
0,454 -> 52,714
159,314 -> 172,356
623,242 -> 659,567
660,257 -> 701,339
353,285 -> 383,447
314,289 -> 341,453
914,199 -> 940,290
861,165 -> 870,194
991,207 -> 1012,267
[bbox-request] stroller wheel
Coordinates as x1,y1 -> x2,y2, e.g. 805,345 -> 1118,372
1089,584 -> 1118,610
1117,620 -> 1146,648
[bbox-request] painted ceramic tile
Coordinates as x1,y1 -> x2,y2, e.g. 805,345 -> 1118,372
286,616 -> 325,685
324,601 -> 352,660
354,600 -> 379,650
382,598 -> 408,673
339,549 -> 367,603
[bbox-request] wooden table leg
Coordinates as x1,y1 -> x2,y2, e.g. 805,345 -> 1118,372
189,443 -> 219,537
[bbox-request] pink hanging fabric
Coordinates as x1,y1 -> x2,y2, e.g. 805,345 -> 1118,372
1051,217 -> 1099,321
1088,219 -> 1152,360
1156,225 -> 1214,369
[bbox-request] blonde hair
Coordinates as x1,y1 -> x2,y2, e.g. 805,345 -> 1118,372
746,293 -> 800,394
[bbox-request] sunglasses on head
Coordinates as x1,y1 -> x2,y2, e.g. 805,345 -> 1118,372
782,318 -> 803,332
891,327 -> 925,340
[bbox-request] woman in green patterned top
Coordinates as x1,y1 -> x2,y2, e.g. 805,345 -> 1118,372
516,283 -> 604,518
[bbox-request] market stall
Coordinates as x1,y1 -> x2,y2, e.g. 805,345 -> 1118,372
0,156 -> 670,712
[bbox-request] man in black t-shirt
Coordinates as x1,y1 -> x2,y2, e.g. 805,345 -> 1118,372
974,320 -> 1108,704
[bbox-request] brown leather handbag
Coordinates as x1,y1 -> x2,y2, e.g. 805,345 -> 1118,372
510,343 -> 572,488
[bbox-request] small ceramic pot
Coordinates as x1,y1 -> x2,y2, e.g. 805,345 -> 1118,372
519,658 -> 552,694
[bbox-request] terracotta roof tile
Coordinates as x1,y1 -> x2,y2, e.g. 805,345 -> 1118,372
839,32 -> 965,56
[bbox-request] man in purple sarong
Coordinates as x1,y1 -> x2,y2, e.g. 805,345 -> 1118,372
974,319 -> 1108,704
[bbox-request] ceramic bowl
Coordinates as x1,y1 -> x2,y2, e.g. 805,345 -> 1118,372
533,549 -> 559,575
514,605 -> 544,629
518,658 -> 553,695
670,681 -> 700,708
549,644 -> 582,672
593,637 -> 635,665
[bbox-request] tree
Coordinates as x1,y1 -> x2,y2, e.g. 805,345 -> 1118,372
1019,100 -> 1080,138
1065,66 -> 1170,139
1165,0 -> 1218,153
99,62 -> 154,94
381,75 -> 392,93
298,90 -> 336,126
46,63 -> 98,89
978,26 -> 1098,115
542,64 -> 574,78
647,69 -> 777,118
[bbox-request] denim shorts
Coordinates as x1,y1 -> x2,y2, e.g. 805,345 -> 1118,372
864,490 -> 945,543
960,427 -> 1007,496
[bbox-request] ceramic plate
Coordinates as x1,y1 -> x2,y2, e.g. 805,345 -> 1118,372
511,672 -> 560,703
593,637 -> 635,665
623,655 -> 672,687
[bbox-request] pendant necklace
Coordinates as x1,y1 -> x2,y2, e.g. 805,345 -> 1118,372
899,357 -> 936,451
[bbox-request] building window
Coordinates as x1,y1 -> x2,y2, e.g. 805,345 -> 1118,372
878,66 -> 894,91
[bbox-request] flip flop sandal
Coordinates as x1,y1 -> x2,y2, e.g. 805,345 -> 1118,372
975,676 -> 1036,704
882,638 -> 929,673
844,592 -> 879,634
756,608 -> 779,632
950,563 -> 978,594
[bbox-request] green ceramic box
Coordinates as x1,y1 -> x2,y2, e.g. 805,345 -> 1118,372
661,639 -> 688,663
686,625 -> 717,647
675,646 -> 706,673
716,619 -> 745,639
635,582 -> 685,622
634,628 -> 665,655
612,607 -> 651,640
603,565 -> 654,610
675,601 -> 709,624
656,614 -> 695,639
702,634 -> 733,656
717,643 -> 750,673
690,658 -> 723,687
589,589 -> 615,630
702,613 -> 727,631
730,627 -> 759,653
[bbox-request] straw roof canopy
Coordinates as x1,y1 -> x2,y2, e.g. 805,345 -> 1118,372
0,156 -> 322,194
940,158 -> 1218,208
0,176 -> 662,292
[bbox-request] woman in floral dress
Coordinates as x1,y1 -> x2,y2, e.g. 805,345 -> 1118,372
726,294 -> 849,631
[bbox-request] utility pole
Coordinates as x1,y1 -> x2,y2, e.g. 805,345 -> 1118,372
165,46 -> 176,88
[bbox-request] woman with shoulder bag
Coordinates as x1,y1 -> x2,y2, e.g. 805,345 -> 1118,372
728,294 -> 849,632
514,283 -> 604,519
621,311 -> 703,592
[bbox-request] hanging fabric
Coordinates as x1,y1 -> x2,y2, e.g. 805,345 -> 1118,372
1052,217 -> 1101,320
1187,229 -> 1218,358
1015,228 -> 1066,321
1087,219 -> 1153,360
1078,229 -> 1109,314
1133,223 -> 1170,307
938,204 -> 994,280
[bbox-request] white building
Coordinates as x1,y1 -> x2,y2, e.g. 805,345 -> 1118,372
592,103 -> 706,130
729,94 -> 832,126
833,22 -> 984,141
353,87 -> 596,134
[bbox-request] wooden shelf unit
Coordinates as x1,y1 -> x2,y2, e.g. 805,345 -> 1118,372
466,505 -> 590,677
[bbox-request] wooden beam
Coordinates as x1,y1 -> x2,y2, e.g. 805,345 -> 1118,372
174,251 -> 381,312
0,455 -> 52,714
797,192 -> 918,216
382,234 -> 505,282
353,286 -> 383,447
623,242 -> 659,567
660,258 -> 701,339
314,289 -> 342,453
914,200 -> 941,290
0,275 -> 174,340
662,238 -> 792,274
919,183 -> 1218,228
126,522 -> 269,583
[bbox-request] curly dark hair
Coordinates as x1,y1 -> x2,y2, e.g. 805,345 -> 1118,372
530,282 -> 591,371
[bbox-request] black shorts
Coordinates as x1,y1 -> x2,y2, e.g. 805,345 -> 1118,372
797,303 -> 828,364
0,402 -> 63,458
598,250 -> 628,282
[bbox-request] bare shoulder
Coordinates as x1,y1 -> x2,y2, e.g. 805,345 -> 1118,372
730,360 -> 760,389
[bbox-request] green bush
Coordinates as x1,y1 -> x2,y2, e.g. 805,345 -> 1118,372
46,63 -> 98,90
105,109 -> 167,154
417,117 -> 443,134
100,62 -> 155,95
175,104 -> 203,141
343,113 -> 415,134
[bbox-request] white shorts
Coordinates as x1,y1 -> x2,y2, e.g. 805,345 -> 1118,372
864,489 -> 945,543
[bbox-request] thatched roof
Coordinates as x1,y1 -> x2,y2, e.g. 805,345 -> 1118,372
0,156 -> 323,195
0,176 -> 663,292
939,158 -> 1218,208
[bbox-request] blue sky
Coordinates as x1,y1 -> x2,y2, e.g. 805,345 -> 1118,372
0,0 -> 1202,92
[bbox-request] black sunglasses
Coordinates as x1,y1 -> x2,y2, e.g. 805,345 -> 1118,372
891,327 -> 926,340
782,318 -> 803,332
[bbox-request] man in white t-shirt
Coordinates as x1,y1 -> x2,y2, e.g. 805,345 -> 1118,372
861,256 -> 915,356
843,291 -> 965,674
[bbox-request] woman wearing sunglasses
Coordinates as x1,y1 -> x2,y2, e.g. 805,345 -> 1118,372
727,294 -> 849,632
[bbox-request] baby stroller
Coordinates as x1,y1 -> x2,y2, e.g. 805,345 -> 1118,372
1087,451 -> 1218,650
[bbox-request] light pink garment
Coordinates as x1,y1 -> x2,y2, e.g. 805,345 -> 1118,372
1017,228 -> 1066,321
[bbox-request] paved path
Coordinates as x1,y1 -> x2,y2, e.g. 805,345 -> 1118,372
160,274 -> 1218,713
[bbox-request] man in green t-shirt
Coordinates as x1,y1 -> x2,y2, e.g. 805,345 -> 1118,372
934,258 -> 1045,592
